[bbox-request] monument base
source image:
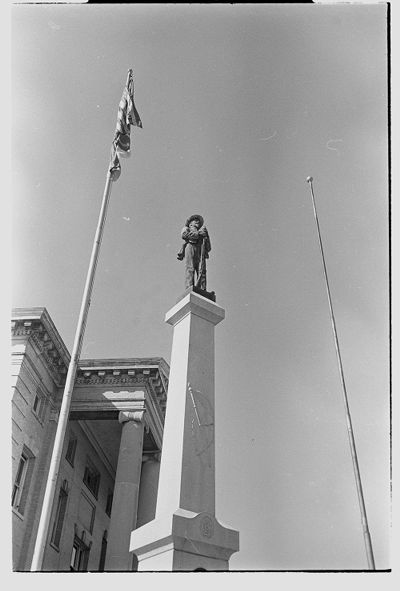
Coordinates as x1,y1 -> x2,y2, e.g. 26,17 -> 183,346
130,509 -> 239,571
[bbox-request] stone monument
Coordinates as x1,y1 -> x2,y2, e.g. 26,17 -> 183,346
129,216 -> 239,571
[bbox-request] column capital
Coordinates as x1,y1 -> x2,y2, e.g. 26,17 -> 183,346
119,410 -> 145,424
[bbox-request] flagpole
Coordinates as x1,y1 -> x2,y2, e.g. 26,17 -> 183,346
30,69 -> 141,571
31,170 -> 114,571
306,176 -> 375,570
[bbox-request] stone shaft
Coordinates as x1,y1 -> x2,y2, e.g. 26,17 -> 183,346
155,291 -> 224,517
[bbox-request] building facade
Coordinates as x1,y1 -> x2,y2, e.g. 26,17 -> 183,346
12,307 -> 168,572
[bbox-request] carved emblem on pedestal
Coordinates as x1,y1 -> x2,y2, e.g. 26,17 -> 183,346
199,515 -> 214,539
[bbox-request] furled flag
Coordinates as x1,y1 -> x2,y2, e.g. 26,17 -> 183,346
109,69 -> 142,181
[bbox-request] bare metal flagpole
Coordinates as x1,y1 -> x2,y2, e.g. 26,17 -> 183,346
306,176 -> 375,570
31,70 -> 139,571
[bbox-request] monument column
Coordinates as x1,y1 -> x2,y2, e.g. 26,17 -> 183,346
130,291 -> 239,571
105,397 -> 145,571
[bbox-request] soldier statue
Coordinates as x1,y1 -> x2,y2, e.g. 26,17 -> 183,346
177,214 -> 211,292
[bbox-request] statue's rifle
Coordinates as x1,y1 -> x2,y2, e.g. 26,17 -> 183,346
196,232 -> 206,287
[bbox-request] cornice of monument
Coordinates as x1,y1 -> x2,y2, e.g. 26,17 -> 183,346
165,291 -> 225,327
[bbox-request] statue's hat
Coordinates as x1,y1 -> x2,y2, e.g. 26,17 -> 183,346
186,214 -> 204,227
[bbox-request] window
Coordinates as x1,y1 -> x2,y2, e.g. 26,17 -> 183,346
12,454 -> 28,508
50,480 -> 69,549
70,535 -> 90,572
65,433 -> 77,466
105,490 -> 113,517
12,447 -> 35,515
78,492 -> 96,534
98,531 -> 107,572
32,388 -> 46,422
83,458 -> 100,498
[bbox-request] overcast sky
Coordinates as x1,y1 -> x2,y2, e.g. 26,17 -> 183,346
11,3 -> 389,572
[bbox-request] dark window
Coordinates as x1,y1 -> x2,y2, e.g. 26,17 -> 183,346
32,388 -> 46,421
70,536 -> 90,572
105,490 -> 113,517
12,448 -> 35,515
98,531 -> 107,572
50,480 -> 69,548
83,458 -> 100,498
66,434 -> 77,466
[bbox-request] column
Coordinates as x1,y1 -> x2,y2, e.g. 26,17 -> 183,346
105,406 -> 145,571
136,454 -> 161,528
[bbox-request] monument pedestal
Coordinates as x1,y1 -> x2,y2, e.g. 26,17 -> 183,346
130,509 -> 238,571
130,291 -> 239,571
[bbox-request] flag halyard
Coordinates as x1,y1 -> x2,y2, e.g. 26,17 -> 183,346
109,69 -> 142,181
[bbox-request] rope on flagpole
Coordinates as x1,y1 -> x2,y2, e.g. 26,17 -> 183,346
306,176 -> 375,570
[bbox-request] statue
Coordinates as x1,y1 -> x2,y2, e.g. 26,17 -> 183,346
177,214 -> 211,293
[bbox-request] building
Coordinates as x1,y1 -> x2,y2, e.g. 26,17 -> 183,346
11,307 -> 168,572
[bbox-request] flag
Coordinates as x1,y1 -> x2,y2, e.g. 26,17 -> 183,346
109,142 -> 121,181
109,69 -> 142,181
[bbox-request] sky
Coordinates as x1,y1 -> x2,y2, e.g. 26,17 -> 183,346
10,2 -> 390,573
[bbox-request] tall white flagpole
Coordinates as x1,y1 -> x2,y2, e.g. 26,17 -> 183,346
31,69 -> 140,571
306,176 -> 375,570
30,170 -> 114,571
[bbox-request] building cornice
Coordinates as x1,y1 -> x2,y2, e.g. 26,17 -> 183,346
12,307 -> 70,387
11,310 -> 170,429
78,357 -> 169,375
75,359 -> 169,421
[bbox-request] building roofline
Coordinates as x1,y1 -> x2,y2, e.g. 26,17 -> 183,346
12,308 -> 170,377
78,357 -> 169,374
